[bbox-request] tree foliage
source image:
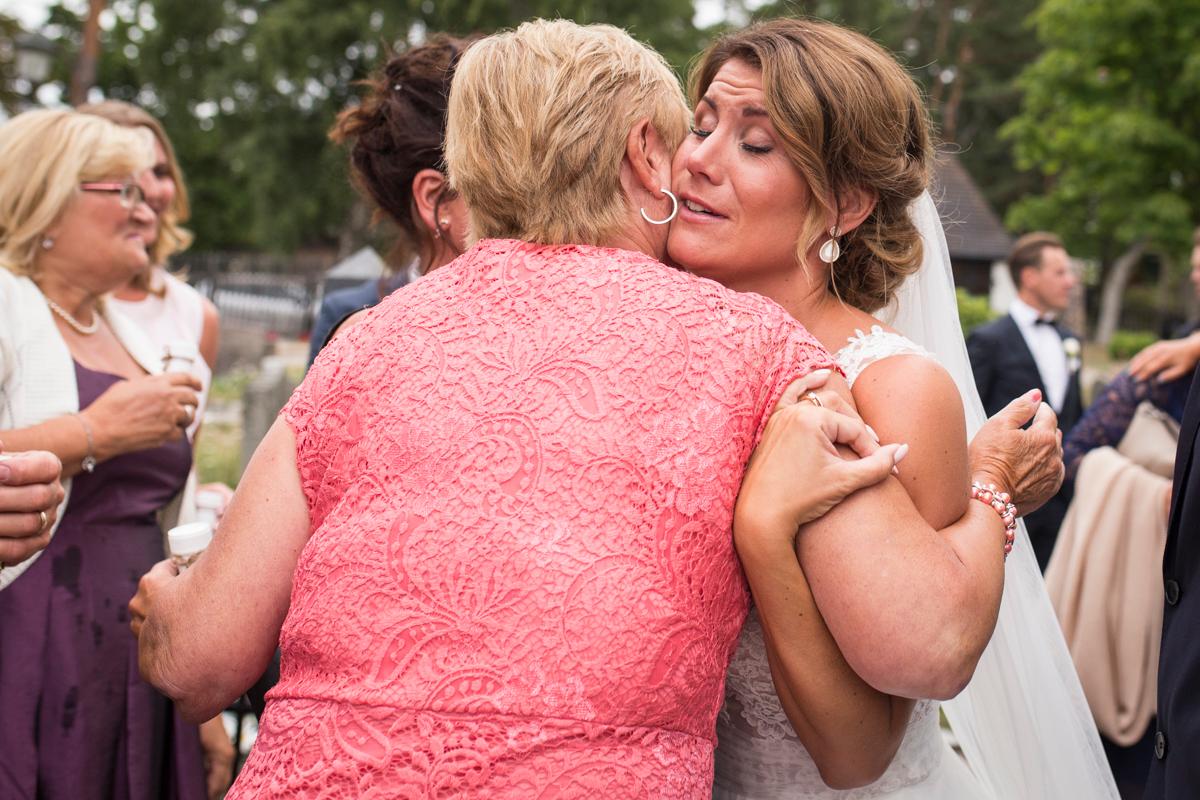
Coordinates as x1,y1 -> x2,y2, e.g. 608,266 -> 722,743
41,0 -> 702,253
1003,0 -> 1200,267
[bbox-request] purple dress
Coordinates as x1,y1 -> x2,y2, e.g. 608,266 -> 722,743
0,363 -> 206,800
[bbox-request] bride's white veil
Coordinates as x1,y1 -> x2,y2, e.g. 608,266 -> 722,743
878,191 -> 1118,799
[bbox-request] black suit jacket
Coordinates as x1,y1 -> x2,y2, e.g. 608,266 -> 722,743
966,313 -> 1083,569
1147,371 -> 1200,798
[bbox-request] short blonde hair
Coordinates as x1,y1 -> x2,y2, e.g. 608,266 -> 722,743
78,100 -> 194,271
446,19 -> 689,245
0,109 -> 154,277
692,19 -> 933,312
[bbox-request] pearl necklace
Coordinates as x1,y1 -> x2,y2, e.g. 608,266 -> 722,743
46,298 -> 101,335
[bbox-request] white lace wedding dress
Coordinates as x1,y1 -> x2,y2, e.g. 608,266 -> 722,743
713,326 -> 984,800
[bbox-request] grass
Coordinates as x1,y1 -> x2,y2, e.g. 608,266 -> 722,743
195,422 -> 243,487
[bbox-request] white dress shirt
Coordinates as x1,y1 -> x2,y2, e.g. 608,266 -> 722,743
1009,296 -> 1070,412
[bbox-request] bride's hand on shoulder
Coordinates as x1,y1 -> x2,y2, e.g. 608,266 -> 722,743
969,389 -> 1064,516
734,370 -> 907,555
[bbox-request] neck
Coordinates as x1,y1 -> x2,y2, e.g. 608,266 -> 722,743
601,212 -> 666,262
1016,289 -> 1052,316
724,258 -> 855,353
34,269 -> 102,322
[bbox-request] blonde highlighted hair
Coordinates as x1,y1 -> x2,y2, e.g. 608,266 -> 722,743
78,100 -> 194,287
445,19 -> 689,246
691,18 -> 934,312
0,108 -> 154,277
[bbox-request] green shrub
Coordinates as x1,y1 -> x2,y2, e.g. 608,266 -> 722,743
956,288 -> 996,336
1108,330 -> 1159,361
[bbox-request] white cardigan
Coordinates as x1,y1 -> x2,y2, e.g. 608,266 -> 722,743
0,268 -> 163,590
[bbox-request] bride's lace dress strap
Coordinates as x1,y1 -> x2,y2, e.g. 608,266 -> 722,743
835,325 -> 936,388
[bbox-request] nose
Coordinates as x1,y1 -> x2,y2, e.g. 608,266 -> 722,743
683,131 -> 723,186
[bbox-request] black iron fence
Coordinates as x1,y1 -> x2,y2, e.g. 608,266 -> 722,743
172,251 -> 333,339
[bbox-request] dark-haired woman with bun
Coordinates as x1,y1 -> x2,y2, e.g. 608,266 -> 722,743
307,35 -> 473,364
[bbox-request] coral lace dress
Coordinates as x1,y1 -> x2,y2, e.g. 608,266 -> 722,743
226,240 -> 833,799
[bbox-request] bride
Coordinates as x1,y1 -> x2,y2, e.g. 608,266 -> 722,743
666,18 -> 1118,799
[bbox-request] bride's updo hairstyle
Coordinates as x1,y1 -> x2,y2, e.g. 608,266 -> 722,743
690,18 -> 933,312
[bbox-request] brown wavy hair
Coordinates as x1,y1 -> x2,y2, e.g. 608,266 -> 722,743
690,18 -> 933,312
330,34 -> 478,271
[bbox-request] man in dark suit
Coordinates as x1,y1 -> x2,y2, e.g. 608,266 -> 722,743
1147,370 -> 1200,798
967,232 -> 1083,569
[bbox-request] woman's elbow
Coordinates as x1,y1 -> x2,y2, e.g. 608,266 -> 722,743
812,740 -> 900,790
850,633 -> 979,700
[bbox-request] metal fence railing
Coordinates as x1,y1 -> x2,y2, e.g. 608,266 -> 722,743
173,251 -> 332,339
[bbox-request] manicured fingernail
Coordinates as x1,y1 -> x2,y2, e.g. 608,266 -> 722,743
894,443 -> 910,463
811,368 -> 832,379
0,464 -> 9,483
1026,389 -> 1042,403
866,424 -> 880,442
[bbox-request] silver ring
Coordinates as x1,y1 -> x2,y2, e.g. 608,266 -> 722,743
803,391 -> 823,408
38,509 -> 49,532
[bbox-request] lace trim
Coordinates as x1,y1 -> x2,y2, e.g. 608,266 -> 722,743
834,325 -> 935,388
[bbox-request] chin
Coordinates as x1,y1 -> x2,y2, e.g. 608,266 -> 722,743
667,236 -> 718,277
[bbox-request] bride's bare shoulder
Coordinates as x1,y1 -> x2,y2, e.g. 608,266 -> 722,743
852,348 -> 969,528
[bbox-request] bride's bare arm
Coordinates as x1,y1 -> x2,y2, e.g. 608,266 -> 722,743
740,367 -> 1058,701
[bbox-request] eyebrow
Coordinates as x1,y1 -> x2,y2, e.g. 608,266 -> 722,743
699,95 -> 769,118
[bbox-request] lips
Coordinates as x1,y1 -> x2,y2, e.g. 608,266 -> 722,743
679,194 -> 726,220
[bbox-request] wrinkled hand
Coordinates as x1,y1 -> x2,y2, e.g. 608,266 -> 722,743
0,448 -> 65,567
83,373 -> 202,460
968,389 -> 1064,517
129,559 -> 180,639
734,370 -> 907,550
1128,333 -> 1200,383
199,716 -> 235,800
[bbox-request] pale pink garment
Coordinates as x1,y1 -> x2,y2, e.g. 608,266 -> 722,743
226,240 -> 834,799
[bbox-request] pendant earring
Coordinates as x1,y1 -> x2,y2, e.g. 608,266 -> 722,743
818,226 -> 841,264
40,236 -> 55,251
640,188 -> 679,225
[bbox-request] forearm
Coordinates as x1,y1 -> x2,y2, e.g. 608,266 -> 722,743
737,534 -> 913,788
0,415 -> 101,478
795,480 -> 1006,699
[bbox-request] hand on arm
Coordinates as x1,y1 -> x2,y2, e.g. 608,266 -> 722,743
780,360 -> 1029,700
136,416 -> 311,722
734,370 -> 912,788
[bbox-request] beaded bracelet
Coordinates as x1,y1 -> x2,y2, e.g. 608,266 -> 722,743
970,481 -> 1017,559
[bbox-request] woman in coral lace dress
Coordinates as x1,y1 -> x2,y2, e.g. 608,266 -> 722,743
131,22 -> 911,799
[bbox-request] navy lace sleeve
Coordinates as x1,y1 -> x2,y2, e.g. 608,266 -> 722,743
1063,370 -> 1176,482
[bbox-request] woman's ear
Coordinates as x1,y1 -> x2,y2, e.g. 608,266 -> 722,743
623,118 -> 673,196
835,186 -> 879,234
411,168 -> 450,237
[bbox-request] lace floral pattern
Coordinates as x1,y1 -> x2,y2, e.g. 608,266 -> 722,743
715,327 -> 965,800
227,240 -> 834,799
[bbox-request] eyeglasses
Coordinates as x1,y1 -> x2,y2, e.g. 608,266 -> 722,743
79,180 -> 147,210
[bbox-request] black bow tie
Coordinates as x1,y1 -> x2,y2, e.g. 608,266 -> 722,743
1034,317 -> 1057,327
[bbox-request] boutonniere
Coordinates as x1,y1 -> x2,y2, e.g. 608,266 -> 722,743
1064,337 -> 1082,372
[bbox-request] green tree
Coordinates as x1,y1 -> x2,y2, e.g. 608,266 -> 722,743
41,0 -> 703,254
1003,0 -> 1200,344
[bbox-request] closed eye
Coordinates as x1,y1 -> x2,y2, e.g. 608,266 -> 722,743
690,125 -> 712,138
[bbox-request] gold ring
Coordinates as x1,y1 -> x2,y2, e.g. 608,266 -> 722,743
38,509 -> 49,531
803,391 -> 823,408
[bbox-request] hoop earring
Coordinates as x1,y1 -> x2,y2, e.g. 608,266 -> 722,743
40,236 -> 54,251
818,226 -> 841,264
640,188 -> 678,226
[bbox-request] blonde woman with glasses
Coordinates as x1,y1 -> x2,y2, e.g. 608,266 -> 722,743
0,109 -> 206,800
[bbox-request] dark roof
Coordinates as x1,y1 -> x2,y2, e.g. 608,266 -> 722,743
931,153 -> 1012,262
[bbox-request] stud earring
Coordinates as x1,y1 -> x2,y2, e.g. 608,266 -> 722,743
40,236 -> 55,251
818,226 -> 841,264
